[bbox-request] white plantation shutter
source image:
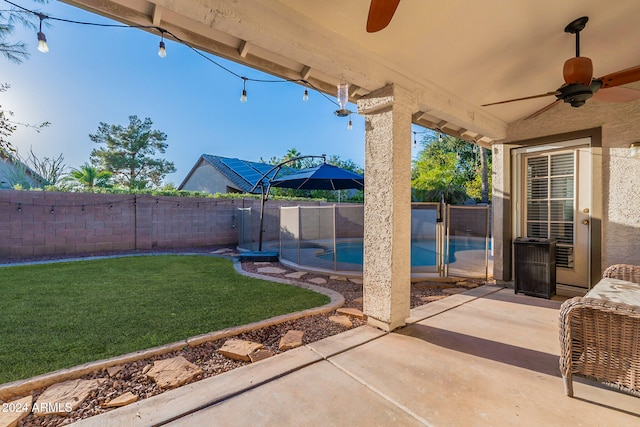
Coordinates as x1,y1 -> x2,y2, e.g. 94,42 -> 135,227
525,153 -> 575,268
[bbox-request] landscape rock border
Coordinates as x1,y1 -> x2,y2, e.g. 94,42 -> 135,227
0,255 -> 344,401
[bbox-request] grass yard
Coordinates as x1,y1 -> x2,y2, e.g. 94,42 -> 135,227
0,255 -> 329,384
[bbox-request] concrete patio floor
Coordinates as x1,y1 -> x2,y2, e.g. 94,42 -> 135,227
73,285 -> 639,426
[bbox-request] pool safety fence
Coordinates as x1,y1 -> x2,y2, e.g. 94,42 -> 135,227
238,203 -> 492,279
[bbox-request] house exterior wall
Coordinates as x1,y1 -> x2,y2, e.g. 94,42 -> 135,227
494,100 -> 640,280
0,156 -> 45,190
180,162 -> 242,194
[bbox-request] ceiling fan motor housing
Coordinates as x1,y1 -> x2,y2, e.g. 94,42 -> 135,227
557,83 -> 593,107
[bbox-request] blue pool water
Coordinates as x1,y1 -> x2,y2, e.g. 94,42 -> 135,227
317,239 -> 489,267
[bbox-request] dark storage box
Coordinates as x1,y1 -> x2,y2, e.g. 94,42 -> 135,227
514,237 -> 556,299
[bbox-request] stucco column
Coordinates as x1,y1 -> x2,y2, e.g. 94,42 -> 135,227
357,84 -> 416,331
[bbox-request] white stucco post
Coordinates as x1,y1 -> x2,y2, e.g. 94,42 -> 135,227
357,84 -> 416,332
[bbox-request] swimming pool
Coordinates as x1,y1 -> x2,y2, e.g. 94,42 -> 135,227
317,238 -> 490,267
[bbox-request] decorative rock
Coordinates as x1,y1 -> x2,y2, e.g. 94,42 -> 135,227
329,315 -> 352,328
249,348 -> 275,363
421,295 -> 448,302
308,277 -> 327,285
106,365 -> 124,377
219,339 -> 264,362
34,378 -> 104,415
105,392 -> 138,408
279,330 -> 304,350
442,288 -> 467,295
285,271 -> 307,279
211,248 -> 233,254
457,282 -> 479,289
141,364 -> 153,375
256,266 -> 287,274
0,395 -> 32,427
353,297 -> 364,304
349,278 -> 363,285
336,307 -> 366,319
329,275 -> 347,281
147,356 -> 203,389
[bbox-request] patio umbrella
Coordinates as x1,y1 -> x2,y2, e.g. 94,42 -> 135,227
269,163 -> 364,190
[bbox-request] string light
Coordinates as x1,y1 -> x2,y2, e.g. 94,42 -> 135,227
4,0 -> 351,122
438,131 -> 443,143
347,115 -> 353,130
240,78 -> 248,103
36,13 -> 49,53
158,30 -> 167,58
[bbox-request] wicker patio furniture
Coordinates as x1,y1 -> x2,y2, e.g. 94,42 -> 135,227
559,264 -> 640,397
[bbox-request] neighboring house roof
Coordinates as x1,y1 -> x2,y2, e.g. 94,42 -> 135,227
179,154 -> 292,194
0,151 -> 47,189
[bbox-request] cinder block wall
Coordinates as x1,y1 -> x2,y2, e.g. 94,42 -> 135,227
0,191 -> 243,258
0,191 -> 361,259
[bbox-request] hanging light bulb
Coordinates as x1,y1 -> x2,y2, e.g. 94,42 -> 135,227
347,116 -> 353,130
240,78 -> 248,103
36,14 -> 49,53
438,131 -> 443,143
303,88 -> 309,102
413,132 -> 417,146
158,32 -> 167,58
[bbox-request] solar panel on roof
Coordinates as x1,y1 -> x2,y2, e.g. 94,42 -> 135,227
220,157 -> 271,187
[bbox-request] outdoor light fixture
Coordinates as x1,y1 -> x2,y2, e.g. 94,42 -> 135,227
630,142 -> 640,158
36,14 -> 48,53
302,88 -> 309,102
240,78 -> 248,103
158,32 -> 167,58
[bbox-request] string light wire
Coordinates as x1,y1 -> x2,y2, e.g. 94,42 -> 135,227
2,0 -> 341,108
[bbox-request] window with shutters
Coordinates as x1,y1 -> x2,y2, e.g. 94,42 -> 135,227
525,152 -> 575,268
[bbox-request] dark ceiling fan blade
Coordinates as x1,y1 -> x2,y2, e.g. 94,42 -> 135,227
366,0 -> 401,33
592,86 -> 640,103
597,65 -> 640,88
524,99 -> 562,120
481,91 -> 559,107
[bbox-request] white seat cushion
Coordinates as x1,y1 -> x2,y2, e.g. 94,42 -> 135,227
586,277 -> 640,306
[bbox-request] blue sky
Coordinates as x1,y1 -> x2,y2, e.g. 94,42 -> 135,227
2,1 -> 421,185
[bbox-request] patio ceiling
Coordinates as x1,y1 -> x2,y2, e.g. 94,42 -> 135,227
63,0 -> 640,146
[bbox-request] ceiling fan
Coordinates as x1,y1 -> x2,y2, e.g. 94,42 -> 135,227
482,16 -> 640,119
366,0 -> 401,33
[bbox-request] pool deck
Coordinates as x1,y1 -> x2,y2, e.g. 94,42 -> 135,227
72,285 -> 639,426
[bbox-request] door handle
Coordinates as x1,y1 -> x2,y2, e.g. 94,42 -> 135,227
582,219 -> 589,225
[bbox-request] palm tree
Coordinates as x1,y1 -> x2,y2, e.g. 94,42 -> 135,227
69,163 -> 113,191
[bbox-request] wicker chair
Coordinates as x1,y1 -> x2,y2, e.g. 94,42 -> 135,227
559,264 -> 640,397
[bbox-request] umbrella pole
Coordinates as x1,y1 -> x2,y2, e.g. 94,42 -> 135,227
258,184 -> 265,252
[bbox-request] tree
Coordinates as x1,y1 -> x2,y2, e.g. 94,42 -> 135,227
412,132 -> 492,204
90,115 -> 176,190
1,84 -> 50,154
68,163 -> 113,191
0,1 -> 48,64
22,146 -> 67,185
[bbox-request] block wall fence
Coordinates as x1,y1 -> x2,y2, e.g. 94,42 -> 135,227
0,190 -> 334,259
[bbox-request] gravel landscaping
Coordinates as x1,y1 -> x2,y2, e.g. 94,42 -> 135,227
1,247 -> 487,426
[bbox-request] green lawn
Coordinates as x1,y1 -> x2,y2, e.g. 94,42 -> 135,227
0,255 -> 329,384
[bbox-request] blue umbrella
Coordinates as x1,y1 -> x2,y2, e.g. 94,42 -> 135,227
269,163 -> 364,190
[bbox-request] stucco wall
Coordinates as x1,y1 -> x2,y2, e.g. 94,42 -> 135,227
180,162 -> 241,194
495,98 -> 640,276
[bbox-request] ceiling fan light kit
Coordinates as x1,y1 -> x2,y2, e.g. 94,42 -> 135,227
481,16 -> 640,118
